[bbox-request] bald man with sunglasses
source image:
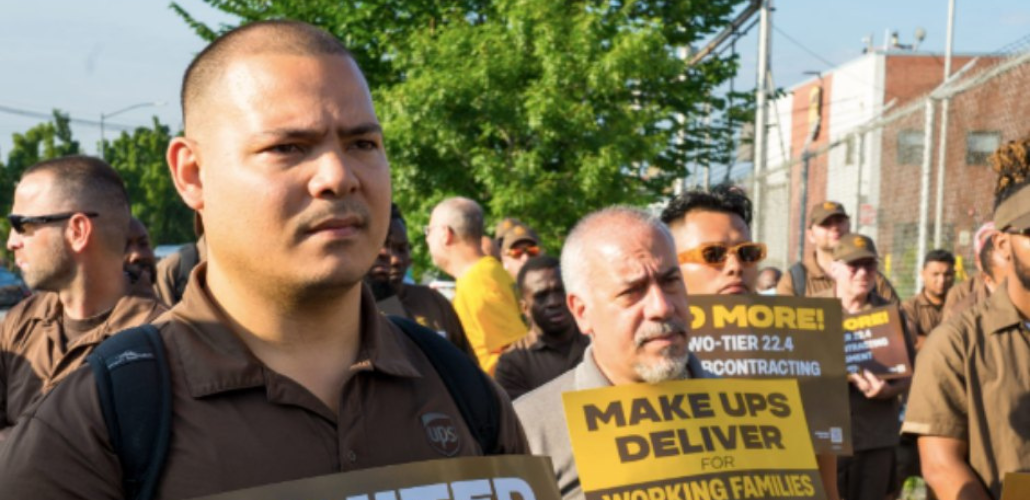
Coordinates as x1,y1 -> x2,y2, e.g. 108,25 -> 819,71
660,184 -> 841,500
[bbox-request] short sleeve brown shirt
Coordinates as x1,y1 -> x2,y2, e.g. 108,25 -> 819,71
0,265 -> 528,499
495,330 -> 590,400
777,251 -> 899,303
901,289 -> 944,341
902,284 -> 1030,499
0,291 -> 166,435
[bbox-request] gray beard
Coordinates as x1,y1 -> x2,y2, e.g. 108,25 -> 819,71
634,348 -> 690,383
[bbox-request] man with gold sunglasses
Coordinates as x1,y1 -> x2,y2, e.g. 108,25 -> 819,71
498,220 -> 544,280
660,184 -> 841,500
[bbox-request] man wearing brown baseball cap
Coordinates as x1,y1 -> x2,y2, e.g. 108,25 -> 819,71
815,233 -> 915,500
903,139 -> 1030,500
499,221 -> 543,280
777,201 -> 899,302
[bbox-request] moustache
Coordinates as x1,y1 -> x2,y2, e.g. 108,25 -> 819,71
634,318 -> 688,348
297,200 -> 371,230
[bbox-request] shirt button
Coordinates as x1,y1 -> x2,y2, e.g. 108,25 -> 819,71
347,450 -> 357,462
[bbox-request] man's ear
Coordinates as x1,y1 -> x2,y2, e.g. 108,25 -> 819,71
806,227 -> 816,245
567,293 -> 592,335
167,136 -> 204,211
65,213 -> 94,253
519,297 -> 530,318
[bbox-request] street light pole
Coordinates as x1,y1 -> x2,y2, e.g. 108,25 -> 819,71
99,101 -> 166,160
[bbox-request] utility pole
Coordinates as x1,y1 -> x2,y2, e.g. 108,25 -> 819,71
933,0 -> 956,248
752,0 -> 772,243
916,99 -> 936,294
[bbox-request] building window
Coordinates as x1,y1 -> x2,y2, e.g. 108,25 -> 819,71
897,130 -> 923,165
967,131 -> 1001,166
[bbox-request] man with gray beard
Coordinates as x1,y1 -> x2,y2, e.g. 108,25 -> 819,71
514,206 -> 703,500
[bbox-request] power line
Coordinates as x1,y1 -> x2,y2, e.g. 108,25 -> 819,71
0,104 -> 136,131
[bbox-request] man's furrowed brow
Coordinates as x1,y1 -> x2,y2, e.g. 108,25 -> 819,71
338,122 -> 383,137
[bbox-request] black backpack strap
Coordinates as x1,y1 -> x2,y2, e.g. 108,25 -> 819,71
173,243 -> 199,303
389,316 -> 501,455
789,262 -> 807,297
87,325 -> 172,500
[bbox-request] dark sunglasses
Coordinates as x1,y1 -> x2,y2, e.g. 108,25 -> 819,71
507,245 -> 541,259
7,212 -> 99,234
678,242 -> 767,267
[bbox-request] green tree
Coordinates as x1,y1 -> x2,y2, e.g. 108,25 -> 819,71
0,110 -> 81,211
105,118 -> 195,245
173,0 -> 747,275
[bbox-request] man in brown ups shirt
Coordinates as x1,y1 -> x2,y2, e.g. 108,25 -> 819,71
777,201 -> 899,302
901,249 -> 955,351
815,234 -> 915,500
495,255 -> 587,400
903,141 -> 1030,500
0,156 -> 166,441
366,203 -> 477,362
0,20 -> 527,499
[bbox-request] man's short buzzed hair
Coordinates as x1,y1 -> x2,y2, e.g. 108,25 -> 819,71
660,184 -> 753,228
22,155 -> 131,254
923,249 -> 956,268
561,206 -> 673,299
181,20 -> 353,130
433,197 -> 485,243
517,255 -> 561,295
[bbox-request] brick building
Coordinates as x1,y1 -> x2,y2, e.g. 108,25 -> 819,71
754,49 -> 1030,295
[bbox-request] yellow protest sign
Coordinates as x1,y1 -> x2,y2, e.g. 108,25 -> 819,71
191,456 -> 560,500
842,304 -> 913,379
687,295 -> 850,455
563,378 -> 825,500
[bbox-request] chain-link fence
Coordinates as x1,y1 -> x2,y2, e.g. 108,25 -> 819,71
746,40 -> 1030,296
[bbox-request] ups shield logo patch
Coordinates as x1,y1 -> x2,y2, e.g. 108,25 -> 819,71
854,237 -> 866,247
421,412 -> 461,457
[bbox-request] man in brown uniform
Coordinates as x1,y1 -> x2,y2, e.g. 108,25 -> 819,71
777,201 -> 898,302
660,185 -> 840,500
0,20 -> 527,498
495,255 -> 587,400
0,156 -> 166,440
125,216 -> 158,299
366,203 -> 476,362
815,234 -> 914,500
902,147 -> 1030,499
941,223 -> 1005,321
152,232 -> 206,306
901,249 -> 955,351
499,220 -> 543,280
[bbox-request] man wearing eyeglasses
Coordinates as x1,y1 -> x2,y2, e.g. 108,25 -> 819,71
426,197 -> 526,374
0,156 -> 166,441
660,184 -> 840,500
902,150 -> 1030,500
815,234 -> 914,500
777,201 -> 899,302
499,221 -> 543,280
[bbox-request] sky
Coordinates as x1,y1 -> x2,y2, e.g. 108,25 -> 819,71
1,0 -> 1028,163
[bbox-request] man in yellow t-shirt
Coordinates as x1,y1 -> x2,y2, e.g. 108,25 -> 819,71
426,197 -> 526,373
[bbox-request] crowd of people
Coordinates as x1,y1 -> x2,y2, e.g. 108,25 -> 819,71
0,19 -> 1027,500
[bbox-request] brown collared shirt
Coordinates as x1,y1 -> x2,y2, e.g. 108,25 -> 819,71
0,265 -> 528,499
777,251 -> 900,303
0,291 -> 166,438
495,329 -> 590,400
902,283 -> 1030,499
813,289 -> 915,451
942,274 -> 990,322
901,289 -> 945,343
